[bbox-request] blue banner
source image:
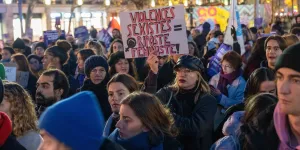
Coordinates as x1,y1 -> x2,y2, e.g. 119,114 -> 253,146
74,26 -> 89,44
43,30 -> 65,46
98,29 -> 112,51
207,44 -> 232,77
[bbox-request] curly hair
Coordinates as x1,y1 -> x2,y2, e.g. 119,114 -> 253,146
3,81 -> 38,137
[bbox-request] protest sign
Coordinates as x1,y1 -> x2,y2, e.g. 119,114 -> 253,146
3,63 -> 17,81
207,44 -> 232,77
98,28 -> 112,51
43,30 -> 66,46
120,5 -> 189,58
74,26 -> 89,44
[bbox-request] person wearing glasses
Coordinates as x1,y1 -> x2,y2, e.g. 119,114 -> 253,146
209,51 -> 246,126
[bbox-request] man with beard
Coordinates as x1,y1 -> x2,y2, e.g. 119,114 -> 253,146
36,69 -> 70,117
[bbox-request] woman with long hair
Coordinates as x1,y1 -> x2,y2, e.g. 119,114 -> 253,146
108,92 -> 181,149
108,51 -> 139,81
104,73 -> 139,137
243,37 -> 268,80
85,40 -> 105,57
214,67 -> 275,140
11,53 -> 37,98
211,93 -> 278,150
108,39 -> 123,55
0,82 -> 42,150
75,49 -> 95,87
147,54 -> 217,149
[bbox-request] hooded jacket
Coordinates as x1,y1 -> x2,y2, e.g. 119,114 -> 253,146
274,103 -> 300,149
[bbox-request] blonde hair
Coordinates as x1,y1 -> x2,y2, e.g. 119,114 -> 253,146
3,81 -> 38,137
282,34 -> 299,46
171,71 -> 210,103
85,41 -> 105,56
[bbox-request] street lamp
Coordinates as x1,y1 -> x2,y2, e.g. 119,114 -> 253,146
77,0 -> 83,5
105,0 -> 110,6
168,0 -> 172,6
4,0 -> 12,4
151,0 -> 155,7
44,0 -> 51,5
183,0 -> 188,7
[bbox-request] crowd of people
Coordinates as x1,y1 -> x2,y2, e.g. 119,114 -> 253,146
0,14 -> 300,150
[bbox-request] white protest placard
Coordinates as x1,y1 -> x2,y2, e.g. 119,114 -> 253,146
3,63 -> 17,81
120,5 -> 189,58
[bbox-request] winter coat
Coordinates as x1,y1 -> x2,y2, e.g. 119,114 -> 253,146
100,138 -> 125,150
209,73 -> 246,111
26,73 -> 37,99
156,87 -> 217,150
156,60 -> 176,91
213,103 -> 245,141
103,114 -> 119,137
211,104 -> 278,150
108,129 -> 181,150
17,130 -> 42,150
0,135 -> 26,150
67,75 -> 80,96
274,103 -> 300,149
80,79 -> 112,120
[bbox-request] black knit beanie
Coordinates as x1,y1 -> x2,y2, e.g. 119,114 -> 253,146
12,38 -> 25,49
84,55 -> 108,77
35,42 -> 47,50
275,43 -> 300,73
108,51 -> 131,67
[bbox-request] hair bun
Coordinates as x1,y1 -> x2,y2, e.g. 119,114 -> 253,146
56,40 -> 72,52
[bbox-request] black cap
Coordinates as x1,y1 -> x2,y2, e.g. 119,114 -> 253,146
275,43 -> 300,73
174,55 -> 204,72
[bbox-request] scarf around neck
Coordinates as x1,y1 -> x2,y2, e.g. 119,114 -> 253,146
108,129 -> 163,150
217,69 -> 241,96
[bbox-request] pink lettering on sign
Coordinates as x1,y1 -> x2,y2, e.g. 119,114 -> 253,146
125,6 -> 182,58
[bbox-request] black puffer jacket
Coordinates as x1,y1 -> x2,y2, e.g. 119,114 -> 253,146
155,87 -> 217,150
80,79 -> 112,121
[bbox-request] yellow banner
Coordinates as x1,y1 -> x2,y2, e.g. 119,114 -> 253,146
196,6 -> 230,31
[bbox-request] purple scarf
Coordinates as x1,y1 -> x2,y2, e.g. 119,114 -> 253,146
217,70 -> 241,96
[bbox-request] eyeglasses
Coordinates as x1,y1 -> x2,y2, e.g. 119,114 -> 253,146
222,64 -> 233,69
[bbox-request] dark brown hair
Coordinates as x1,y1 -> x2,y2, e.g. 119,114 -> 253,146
264,35 -> 287,51
78,49 -> 95,62
109,59 -> 138,81
108,39 -> 123,55
45,40 -> 71,66
11,53 -> 31,72
107,73 -> 139,93
221,51 -> 242,70
243,93 -> 277,123
121,92 -> 177,138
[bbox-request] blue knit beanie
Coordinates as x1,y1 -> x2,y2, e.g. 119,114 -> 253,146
39,91 -> 105,150
84,55 -> 108,77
